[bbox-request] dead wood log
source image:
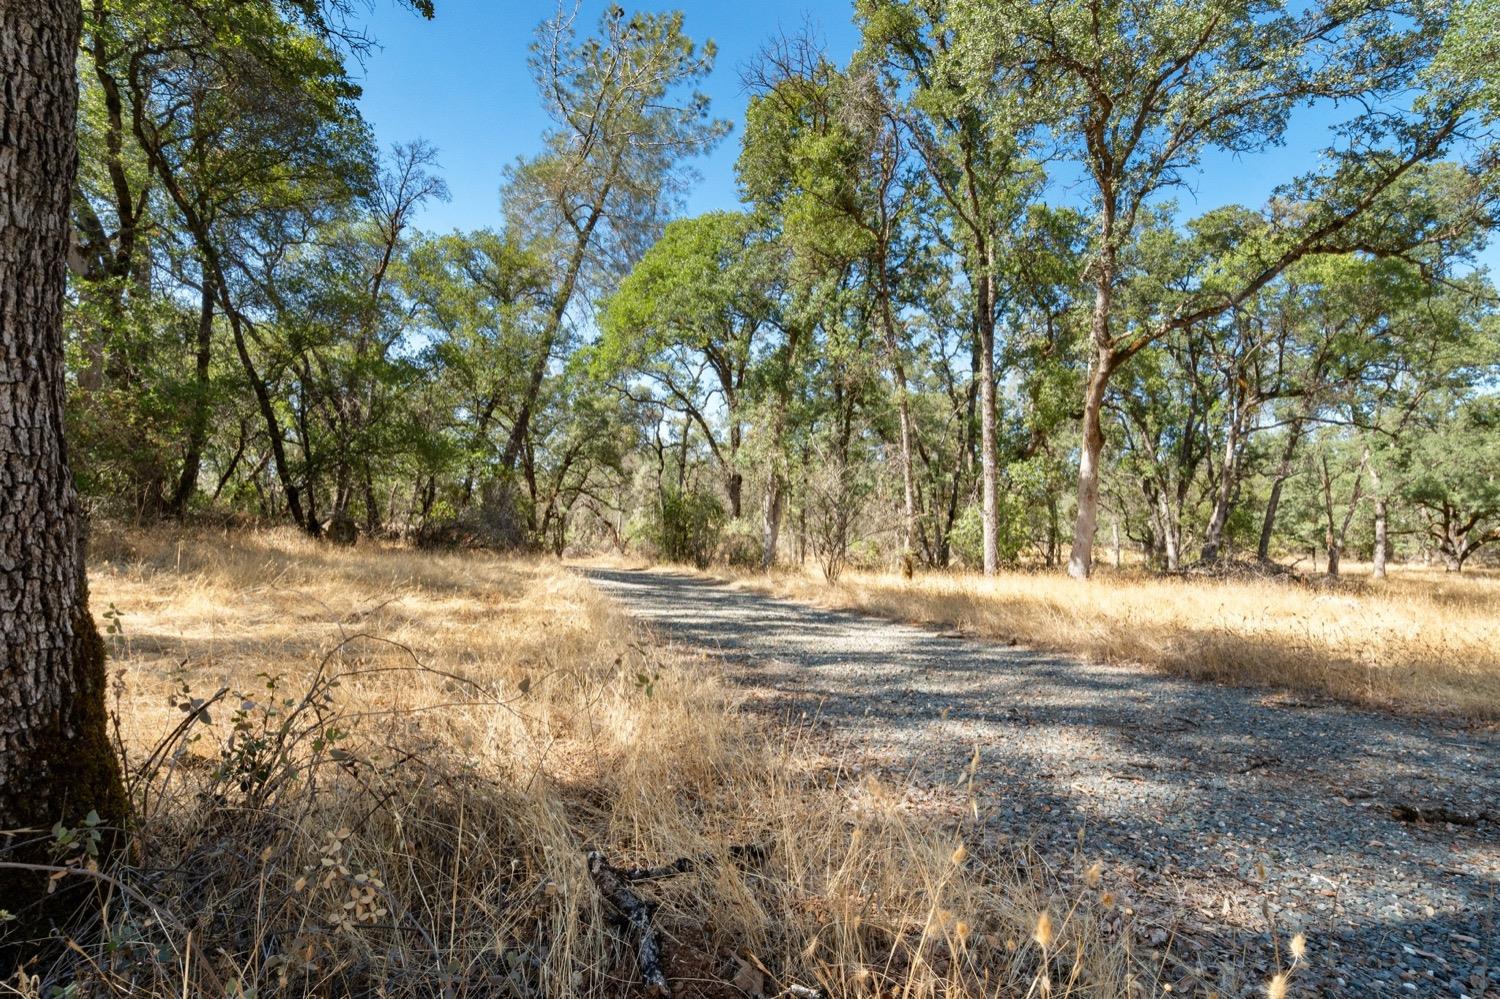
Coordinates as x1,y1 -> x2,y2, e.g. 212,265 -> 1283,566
586,844 -> 772,997
615,842 -> 770,882
588,851 -> 672,997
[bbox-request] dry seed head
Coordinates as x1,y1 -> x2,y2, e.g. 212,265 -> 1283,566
1099,891 -> 1116,909
1084,860 -> 1103,886
954,920 -> 971,944
1290,932 -> 1307,962
1265,972 -> 1288,999
1033,910 -> 1054,949
951,843 -> 967,865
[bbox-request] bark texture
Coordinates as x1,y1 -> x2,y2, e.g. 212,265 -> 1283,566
0,0 -> 127,849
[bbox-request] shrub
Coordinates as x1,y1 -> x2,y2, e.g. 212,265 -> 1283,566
651,485 -> 725,568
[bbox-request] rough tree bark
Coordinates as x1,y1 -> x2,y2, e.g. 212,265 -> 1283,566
0,0 -> 128,856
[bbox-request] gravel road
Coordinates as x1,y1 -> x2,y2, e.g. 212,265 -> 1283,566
585,567 -> 1499,999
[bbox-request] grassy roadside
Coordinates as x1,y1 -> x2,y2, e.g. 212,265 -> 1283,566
6,527 -> 1185,998
663,559 -> 1500,720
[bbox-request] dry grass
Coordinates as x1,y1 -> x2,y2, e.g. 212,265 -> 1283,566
700,559 -> 1500,719
3,527 -> 1164,997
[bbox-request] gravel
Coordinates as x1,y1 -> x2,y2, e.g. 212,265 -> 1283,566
586,567 -> 1500,999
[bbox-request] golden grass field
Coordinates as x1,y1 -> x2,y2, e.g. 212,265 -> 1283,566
701,561 -> 1500,720
49,526 -> 1198,998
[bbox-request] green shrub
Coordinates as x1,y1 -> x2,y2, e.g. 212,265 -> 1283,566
651,485 -> 725,568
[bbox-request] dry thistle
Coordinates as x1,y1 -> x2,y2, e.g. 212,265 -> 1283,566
1033,910 -> 1054,949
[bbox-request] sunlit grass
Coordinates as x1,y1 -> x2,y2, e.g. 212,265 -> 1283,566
41,526 -> 1147,997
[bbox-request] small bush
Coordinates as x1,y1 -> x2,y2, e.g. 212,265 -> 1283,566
717,517 -> 763,567
950,499 -> 1029,569
650,485 -> 724,568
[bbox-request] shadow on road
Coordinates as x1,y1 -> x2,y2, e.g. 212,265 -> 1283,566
585,567 -> 1500,997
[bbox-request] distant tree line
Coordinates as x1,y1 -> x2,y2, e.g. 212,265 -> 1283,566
64,0 -> 1500,580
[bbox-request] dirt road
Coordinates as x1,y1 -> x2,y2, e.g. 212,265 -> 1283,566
585,567 -> 1499,998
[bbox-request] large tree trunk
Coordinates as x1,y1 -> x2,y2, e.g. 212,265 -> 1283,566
0,0 -> 127,864
727,473 -> 743,519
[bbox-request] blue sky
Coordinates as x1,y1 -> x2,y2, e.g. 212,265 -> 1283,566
353,1 -> 1496,272
353,1 -> 860,231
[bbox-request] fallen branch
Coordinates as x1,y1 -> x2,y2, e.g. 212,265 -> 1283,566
588,851 -> 671,997
616,842 -> 770,882
586,844 -> 772,996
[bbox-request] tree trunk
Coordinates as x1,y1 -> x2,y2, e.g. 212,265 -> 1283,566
1154,488 -> 1182,572
0,0 -> 127,867
1371,497 -> 1389,579
499,190 -> 610,474
167,271 -> 215,517
1258,419 -> 1306,561
876,289 -> 919,564
1201,414 -> 1244,563
1368,458 -> 1388,580
1258,477 -> 1289,561
760,474 -> 783,570
1321,449 -> 1367,579
726,470 -> 743,520
977,260 -> 1000,576
1068,341 -> 1116,579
